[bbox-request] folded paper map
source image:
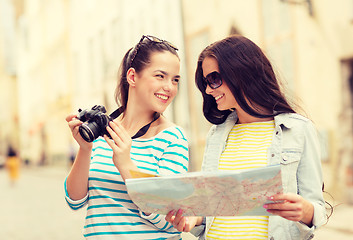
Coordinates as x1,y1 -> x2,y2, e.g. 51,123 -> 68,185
126,165 -> 282,216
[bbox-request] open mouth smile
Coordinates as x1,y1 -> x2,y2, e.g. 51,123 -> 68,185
215,94 -> 224,101
155,93 -> 169,101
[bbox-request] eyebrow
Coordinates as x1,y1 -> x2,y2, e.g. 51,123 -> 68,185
155,70 -> 180,79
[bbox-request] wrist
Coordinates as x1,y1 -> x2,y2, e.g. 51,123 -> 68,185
77,146 -> 93,158
79,144 -> 93,152
300,201 -> 314,227
115,161 -> 137,181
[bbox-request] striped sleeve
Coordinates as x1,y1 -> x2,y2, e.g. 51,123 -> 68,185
64,177 -> 89,210
157,128 -> 189,175
139,211 -> 176,231
139,126 -> 189,232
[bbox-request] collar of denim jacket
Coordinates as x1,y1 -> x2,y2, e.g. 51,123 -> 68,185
274,113 -> 310,129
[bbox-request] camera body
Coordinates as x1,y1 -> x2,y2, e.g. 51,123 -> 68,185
77,105 -> 112,142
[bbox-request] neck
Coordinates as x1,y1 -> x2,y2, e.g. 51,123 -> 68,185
235,109 -> 273,124
120,104 -> 157,137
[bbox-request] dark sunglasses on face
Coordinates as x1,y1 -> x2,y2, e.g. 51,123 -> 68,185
127,35 -> 178,67
203,71 -> 223,89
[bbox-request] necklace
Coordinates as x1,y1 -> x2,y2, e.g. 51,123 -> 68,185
109,107 -> 160,139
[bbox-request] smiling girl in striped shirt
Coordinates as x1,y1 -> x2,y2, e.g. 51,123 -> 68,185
65,35 -> 189,240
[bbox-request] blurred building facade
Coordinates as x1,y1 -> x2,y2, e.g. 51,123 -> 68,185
1,0 -> 189,166
0,0 -> 19,160
1,0 -> 353,201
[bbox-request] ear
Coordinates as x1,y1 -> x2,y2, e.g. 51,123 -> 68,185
126,68 -> 137,87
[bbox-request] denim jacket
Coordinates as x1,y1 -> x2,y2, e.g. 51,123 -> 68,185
191,112 -> 327,240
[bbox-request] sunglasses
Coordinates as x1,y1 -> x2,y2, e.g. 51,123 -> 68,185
128,35 -> 178,67
203,71 -> 223,89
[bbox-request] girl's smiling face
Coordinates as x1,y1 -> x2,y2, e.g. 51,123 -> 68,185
134,50 -> 180,113
202,57 -> 238,111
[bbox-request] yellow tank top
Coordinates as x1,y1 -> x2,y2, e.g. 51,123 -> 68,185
206,120 -> 275,240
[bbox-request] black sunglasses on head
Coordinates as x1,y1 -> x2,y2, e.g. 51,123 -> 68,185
127,35 -> 178,67
203,71 -> 223,89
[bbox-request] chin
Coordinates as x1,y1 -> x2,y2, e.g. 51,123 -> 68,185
217,103 -> 234,111
217,106 -> 227,111
154,106 -> 167,114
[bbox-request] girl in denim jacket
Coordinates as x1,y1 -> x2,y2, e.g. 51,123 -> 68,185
166,35 -> 326,240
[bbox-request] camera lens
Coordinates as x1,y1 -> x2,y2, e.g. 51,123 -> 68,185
79,122 -> 100,142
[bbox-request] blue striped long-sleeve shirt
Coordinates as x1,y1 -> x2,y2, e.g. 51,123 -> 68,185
64,126 -> 189,239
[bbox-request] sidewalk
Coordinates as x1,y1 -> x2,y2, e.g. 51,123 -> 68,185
0,166 -> 86,240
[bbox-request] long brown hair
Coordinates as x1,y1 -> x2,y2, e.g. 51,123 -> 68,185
195,35 -> 295,124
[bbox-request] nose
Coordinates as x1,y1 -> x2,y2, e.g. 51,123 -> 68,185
163,79 -> 173,92
205,84 -> 213,94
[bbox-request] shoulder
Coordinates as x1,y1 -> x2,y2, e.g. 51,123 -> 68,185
275,113 -> 314,130
275,113 -> 319,144
149,116 -> 188,141
145,126 -> 188,154
157,125 -> 188,142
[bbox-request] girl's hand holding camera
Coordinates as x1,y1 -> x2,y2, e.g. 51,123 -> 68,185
104,119 -> 134,178
66,114 -> 93,151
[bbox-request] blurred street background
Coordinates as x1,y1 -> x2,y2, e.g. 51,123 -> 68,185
1,0 -> 353,239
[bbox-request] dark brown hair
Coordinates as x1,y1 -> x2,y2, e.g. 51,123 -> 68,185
195,35 -> 295,124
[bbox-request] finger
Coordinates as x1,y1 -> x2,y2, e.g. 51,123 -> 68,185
104,134 -> 117,149
165,210 -> 176,222
108,122 -> 125,141
267,209 -> 301,221
270,193 -> 300,203
112,120 -> 130,139
176,216 -> 187,232
68,119 -> 82,131
267,209 -> 296,216
173,209 -> 184,225
183,217 -> 195,232
183,218 -> 192,232
169,215 -> 175,223
286,216 -> 302,222
108,122 -> 132,150
106,125 -> 124,146
183,217 -> 196,232
265,201 -> 300,211
66,114 -> 77,122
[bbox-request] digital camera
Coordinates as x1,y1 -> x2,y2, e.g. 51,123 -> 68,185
77,105 -> 112,142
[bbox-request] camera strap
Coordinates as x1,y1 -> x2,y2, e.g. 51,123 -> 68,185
109,107 -> 160,139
